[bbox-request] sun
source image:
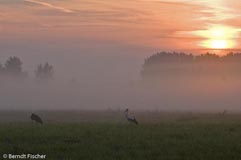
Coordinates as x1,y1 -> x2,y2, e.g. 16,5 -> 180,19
195,25 -> 239,50
210,40 -> 228,49
210,40 -> 227,49
201,39 -> 234,50
205,27 -> 235,49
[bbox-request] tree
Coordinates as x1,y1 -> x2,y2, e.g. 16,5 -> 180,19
0,63 -> 5,79
141,51 -> 241,79
5,56 -> 22,72
195,52 -> 220,62
0,63 -> 4,75
4,56 -> 27,77
35,62 -> 54,80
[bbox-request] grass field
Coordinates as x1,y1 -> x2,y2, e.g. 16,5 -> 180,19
1,111 -> 241,160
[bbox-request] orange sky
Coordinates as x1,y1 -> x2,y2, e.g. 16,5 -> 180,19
1,0 -> 241,51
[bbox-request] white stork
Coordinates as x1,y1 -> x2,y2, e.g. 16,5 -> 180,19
124,108 -> 138,125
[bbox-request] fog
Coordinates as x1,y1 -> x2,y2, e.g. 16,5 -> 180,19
1,40 -> 241,112
1,72 -> 241,112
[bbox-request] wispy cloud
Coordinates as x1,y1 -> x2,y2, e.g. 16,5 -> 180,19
24,0 -> 74,13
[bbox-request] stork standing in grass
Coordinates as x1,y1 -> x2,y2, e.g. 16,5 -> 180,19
30,113 -> 43,125
124,108 -> 138,125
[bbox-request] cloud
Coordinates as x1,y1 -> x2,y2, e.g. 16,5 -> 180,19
24,0 -> 74,13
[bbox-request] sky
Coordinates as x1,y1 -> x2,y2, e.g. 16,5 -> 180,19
1,0 -> 241,51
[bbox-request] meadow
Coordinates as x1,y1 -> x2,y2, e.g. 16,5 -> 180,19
1,111 -> 241,160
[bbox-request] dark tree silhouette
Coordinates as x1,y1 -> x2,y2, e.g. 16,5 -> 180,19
195,52 -> 220,62
0,63 -> 4,75
4,56 -> 27,78
5,57 -> 22,73
223,52 -> 241,62
35,62 -> 54,80
141,51 -> 241,78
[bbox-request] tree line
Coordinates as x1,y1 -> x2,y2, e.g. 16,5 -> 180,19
0,56 -> 54,80
141,52 -> 241,78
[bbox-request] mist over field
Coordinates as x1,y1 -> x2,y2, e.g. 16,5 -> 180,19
1,45 -> 241,112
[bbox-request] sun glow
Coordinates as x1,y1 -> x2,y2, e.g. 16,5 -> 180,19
204,27 -> 236,49
201,39 -> 235,50
194,25 -> 240,49
201,39 -> 234,49
210,40 -> 228,49
209,27 -> 229,39
207,40 -> 232,49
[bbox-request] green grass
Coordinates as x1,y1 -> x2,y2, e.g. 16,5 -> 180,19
1,121 -> 241,160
